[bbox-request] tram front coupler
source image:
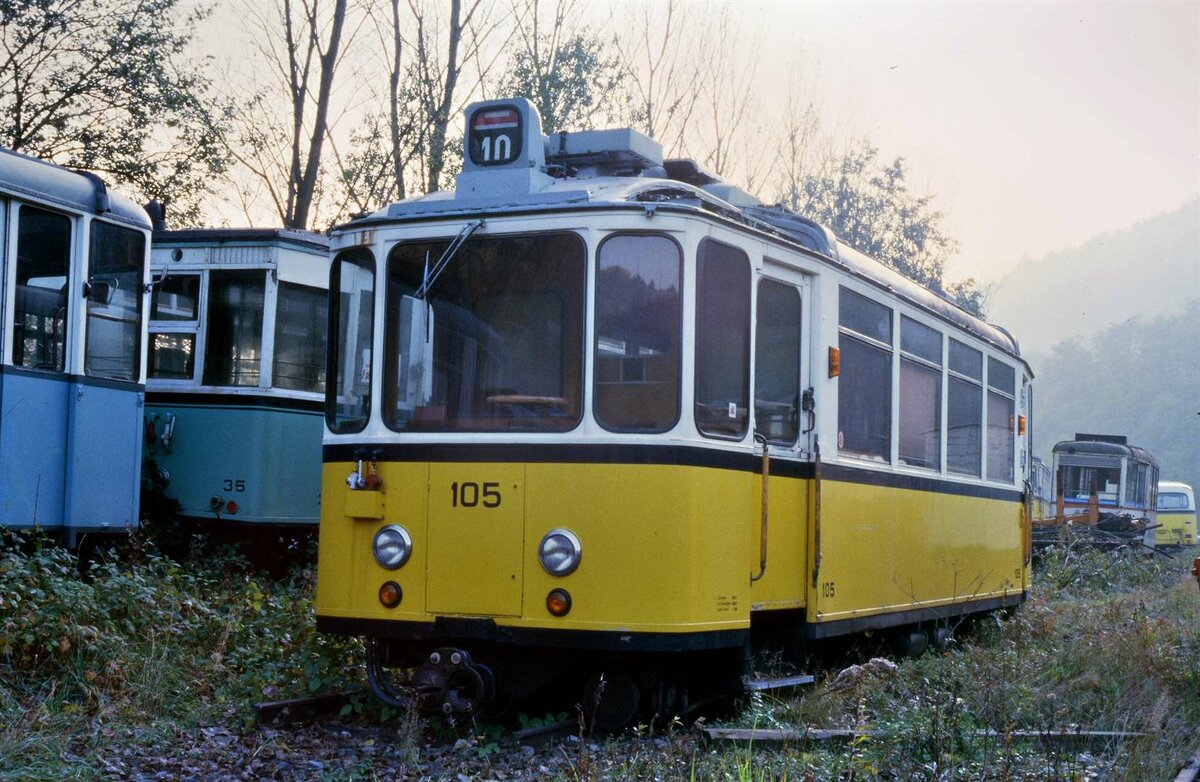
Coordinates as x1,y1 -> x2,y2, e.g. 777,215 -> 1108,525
366,638 -> 498,716
412,647 -> 496,715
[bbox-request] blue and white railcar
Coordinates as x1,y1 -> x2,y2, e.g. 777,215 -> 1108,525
144,228 -> 330,526
0,149 -> 151,543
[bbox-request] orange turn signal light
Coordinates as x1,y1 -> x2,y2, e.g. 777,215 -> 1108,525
1017,415 -> 1026,435
546,588 -> 572,617
828,346 -> 841,378
379,581 -> 403,609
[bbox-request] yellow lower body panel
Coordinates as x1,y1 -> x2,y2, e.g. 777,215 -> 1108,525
1156,512 -> 1197,546
809,478 -> 1026,629
316,456 -> 1026,641
317,459 -> 773,636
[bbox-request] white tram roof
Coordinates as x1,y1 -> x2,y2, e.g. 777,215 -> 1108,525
0,147 -> 151,230
1158,480 -> 1193,493
334,98 -> 1025,365
1052,434 -> 1158,468
153,227 -> 329,254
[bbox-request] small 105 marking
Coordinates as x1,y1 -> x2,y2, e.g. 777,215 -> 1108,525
450,481 -> 501,508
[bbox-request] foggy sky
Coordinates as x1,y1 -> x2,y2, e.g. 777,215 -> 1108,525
752,0 -> 1199,284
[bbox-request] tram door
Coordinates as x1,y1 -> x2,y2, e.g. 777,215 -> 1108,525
62,219 -> 146,538
750,264 -> 811,604
1,203 -> 72,529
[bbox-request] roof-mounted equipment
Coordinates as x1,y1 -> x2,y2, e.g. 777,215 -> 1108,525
545,128 -> 663,178
1075,434 -> 1128,445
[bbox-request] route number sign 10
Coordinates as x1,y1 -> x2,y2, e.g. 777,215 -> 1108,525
468,106 -> 523,166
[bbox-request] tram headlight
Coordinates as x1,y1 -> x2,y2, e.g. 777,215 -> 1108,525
372,525 -> 413,569
539,528 -> 582,576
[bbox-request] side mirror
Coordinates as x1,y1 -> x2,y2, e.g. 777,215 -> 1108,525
83,278 -> 116,305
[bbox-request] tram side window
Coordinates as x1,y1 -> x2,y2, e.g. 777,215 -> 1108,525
695,240 -> 750,439
594,234 -> 681,432
274,282 -> 328,393
947,339 -> 982,476
898,316 -> 942,469
151,275 -> 199,320
1127,462 -> 1150,507
148,274 -> 200,380
837,287 -> 892,461
85,221 -> 145,381
203,271 -> 265,386
754,278 -> 801,446
327,250 -> 374,433
13,206 -> 71,372
985,357 -> 1015,482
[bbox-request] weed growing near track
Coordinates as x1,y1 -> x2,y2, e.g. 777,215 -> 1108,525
0,533 -> 362,780
700,543 -> 1200,780
1,533 -> 1196,780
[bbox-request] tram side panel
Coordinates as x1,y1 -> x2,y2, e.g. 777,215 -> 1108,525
0,372 -> 69,529
808,476 -> 1024,635
147,400 -> 324,524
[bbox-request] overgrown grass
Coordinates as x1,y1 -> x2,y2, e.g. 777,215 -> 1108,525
0,532 -> 362,780
695,543 -> 1200,780
2,532 -> 1197,780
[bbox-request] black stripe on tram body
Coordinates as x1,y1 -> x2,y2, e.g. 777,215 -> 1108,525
145,391 -> 324,413
323,442 -> 1023,502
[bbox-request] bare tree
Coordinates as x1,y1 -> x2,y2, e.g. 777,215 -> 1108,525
776,82 -> 827,212
689,9 -> 759,180
612,1 -> 699,156
229,0 -> 353,229
498,0 -> 624,133
336,0 -> 509,215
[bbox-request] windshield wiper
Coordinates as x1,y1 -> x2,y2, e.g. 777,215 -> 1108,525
417,219 -> 484,300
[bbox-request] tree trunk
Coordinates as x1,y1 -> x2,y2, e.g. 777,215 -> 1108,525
390,0 -> 406,201
425,0 -> 462,194
291,0 -> 349,229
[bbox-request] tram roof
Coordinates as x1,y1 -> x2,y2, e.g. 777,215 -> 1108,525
153,227 -> 329,253
339,173 -> 1026,365
0,147 -> 150,229
1052,437 -> 1158,466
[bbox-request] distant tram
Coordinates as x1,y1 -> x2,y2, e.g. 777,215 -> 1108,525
316,99 -> 1033,726
1030,455 -> 1053,522
144,228 -> 329,527
1155,481 -> 1196,547
1036,434 -> 1159,547
0,148 -> 150,544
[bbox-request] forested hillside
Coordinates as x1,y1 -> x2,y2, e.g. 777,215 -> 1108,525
1030,300 -> 1200,494
991,199 -> 1199,355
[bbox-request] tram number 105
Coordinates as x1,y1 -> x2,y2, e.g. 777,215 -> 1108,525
451,481 -> 502,509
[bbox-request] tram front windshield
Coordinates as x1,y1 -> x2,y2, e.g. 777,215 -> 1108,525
383,233 -> 585,432
1059,464 -> 1121,504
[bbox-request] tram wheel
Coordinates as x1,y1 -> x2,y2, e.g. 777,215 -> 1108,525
582,670 -> 640,732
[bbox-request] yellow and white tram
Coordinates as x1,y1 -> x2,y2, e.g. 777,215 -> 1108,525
315,99 -> 1032,723
1156,480 -> 1196,547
